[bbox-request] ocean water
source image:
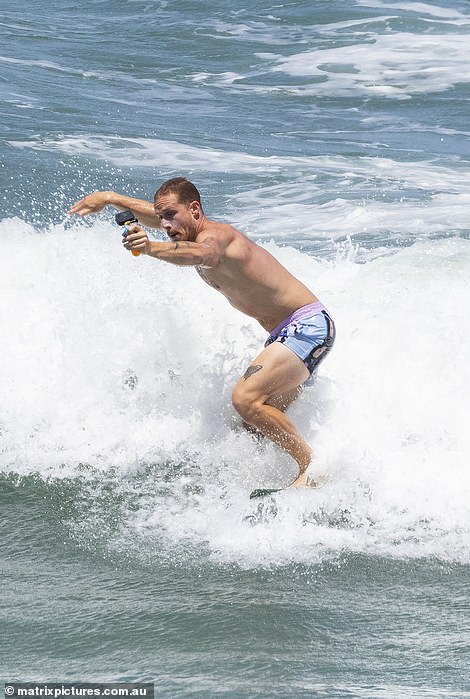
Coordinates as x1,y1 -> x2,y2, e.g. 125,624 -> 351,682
1,0 -> 470,696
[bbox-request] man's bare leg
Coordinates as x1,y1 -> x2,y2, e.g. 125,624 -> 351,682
241,386 -> 302,438
232,343 -> 317,488
244,401 -> 315,488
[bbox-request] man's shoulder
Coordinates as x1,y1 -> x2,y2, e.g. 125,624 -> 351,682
198,221 -> 257,264
203,219 -> 243,239
199,220 -> 252,254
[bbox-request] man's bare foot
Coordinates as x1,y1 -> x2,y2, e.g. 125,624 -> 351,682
287,472 -> 318,489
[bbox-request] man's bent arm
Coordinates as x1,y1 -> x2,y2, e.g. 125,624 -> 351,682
68,191 -> 162,229
147,239 -> 220,268
125,228 -> 220,267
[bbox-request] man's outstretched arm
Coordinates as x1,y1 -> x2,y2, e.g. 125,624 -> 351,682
68,191 -> 162,229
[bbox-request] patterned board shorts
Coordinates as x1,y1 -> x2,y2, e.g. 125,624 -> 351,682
265,301 -> 336,383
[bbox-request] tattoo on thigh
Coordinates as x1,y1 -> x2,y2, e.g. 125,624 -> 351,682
243,364 -> 263,381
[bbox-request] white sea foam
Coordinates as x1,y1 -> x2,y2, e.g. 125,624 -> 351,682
230,188 -> 470,244
187,10 -> 470,99
9,134 -> 470,253
356,0 -> 469,22
224,155 -> 470,246
7,134 -> 316,172
268,33 -> 470,98
11,134 -> 464,186
1,216 -> 469,567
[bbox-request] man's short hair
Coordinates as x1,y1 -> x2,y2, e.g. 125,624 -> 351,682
154,177 -> 202,209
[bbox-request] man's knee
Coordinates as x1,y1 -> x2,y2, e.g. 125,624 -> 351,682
231,384 -> 263,423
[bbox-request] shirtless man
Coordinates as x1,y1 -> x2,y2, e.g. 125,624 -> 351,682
68,177 -> 335,488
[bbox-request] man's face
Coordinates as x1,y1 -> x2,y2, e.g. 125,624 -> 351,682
154,192 -> 199,242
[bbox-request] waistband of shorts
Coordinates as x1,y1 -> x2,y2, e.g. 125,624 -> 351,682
269,301 -> 329,338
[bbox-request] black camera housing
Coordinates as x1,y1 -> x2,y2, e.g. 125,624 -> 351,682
115,209 -> 138,226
